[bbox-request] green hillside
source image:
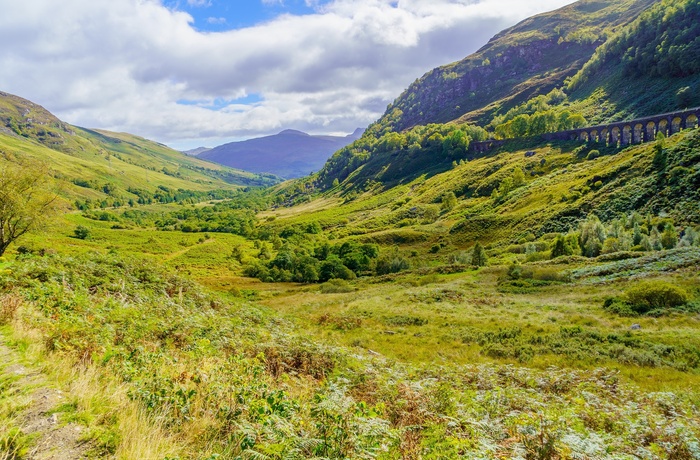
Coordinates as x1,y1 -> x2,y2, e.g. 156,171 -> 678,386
311,0 -> 700,195
373,0 -> 658,133
0,91 -> 279,209
1,0 -> 700,458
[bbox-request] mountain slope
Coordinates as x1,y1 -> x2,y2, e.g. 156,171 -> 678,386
200,128 -> 364,179
0,91 -> 280,207
372,0 -> 658,134
310,0 -> 700,195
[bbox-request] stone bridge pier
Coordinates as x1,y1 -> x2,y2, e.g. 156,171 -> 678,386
544,107 -> 700,146
470,107 -> 700,154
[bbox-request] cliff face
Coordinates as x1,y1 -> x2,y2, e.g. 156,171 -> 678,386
373,0 -> 658,134
390,39 -> 596,131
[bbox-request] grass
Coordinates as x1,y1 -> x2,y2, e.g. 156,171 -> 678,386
1,251 -> 698,457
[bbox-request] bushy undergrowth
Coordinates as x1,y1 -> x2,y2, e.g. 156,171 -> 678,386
604,280 -> 694,317
462,324 -> 700,370
2,253 -> 700,458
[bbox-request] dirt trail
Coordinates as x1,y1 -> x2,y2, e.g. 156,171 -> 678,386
0,333 -> 88,460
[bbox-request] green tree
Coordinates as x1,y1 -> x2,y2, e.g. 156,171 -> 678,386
579,214 -> 605,257
550,234 -> 574,259
512,167 -> 525,187
498,177 -> 514,196
471,242 -> 488,267
660,224 -> 678,249
652,132 -> 667,170
0,163 -> 58,256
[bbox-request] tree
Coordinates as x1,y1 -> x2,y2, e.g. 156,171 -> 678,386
579,214 -> 606,257
660,224 -> 678,249
551,234 -> 574,259
0,163 -> 58,256
512,168 -> 525,188
471,242 -> 488,267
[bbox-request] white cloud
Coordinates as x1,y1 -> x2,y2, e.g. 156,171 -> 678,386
0,0 -> 576,150
187,0 -> 211,7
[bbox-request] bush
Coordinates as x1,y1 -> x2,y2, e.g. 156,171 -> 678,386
376,255 -> 410,275
74,225 -> 91,240
603,298 -> 637,316
320,279 -> 355,294
471,242 -> 488,267
624,281 -> 689,314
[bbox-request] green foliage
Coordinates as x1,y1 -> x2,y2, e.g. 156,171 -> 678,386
579,214 -> 606,257
73,225 -> 90,240
493,97 -> 587,139
440,192 -> 457,212
375,252 -> 410,275
624,281 -> 689,314
245,240 -> 380,283
471,242 -> 487,267
550,234 -> 574,259
0,162 -> 58,256
569,0 -> 700,90
316,123 -> 487,190
661,224 -> 679,249
319,279 -> 355,294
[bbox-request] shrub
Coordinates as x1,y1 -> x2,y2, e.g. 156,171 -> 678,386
320,279 -> 355,294
74,225 -> 91,240
551,235 -> 574,259
383,315 -> 428,326
586,149 -> 600,160
376,255 -> 410,275
624,281 -> 689,314
603,298 -> 637,316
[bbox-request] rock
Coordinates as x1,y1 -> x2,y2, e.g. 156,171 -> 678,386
630,324 -> 641,330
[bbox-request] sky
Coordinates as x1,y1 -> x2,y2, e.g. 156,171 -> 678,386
0,0 -> 577,150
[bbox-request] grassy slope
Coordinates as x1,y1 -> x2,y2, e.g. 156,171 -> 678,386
0,91 -> 279,204
274,129 -> 700,248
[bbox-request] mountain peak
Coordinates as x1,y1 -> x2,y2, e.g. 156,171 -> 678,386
278,129 -> 309,136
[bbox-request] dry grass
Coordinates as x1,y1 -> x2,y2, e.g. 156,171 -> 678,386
2,303 -> 184,459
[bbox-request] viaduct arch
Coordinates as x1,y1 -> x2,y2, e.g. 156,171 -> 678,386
471,107 -> 700,154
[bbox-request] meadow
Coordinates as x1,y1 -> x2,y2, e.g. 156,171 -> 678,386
2,134 -> 699,458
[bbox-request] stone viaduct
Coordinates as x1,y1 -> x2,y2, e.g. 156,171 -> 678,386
471,107 -> 700,154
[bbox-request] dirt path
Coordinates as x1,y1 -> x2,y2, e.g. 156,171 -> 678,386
0,333 -> 88,460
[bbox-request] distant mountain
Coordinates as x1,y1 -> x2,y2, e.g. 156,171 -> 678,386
200,128 -> 364,179
183,147 -> 211,156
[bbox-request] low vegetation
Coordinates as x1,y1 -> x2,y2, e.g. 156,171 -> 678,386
1,0 -> 700,457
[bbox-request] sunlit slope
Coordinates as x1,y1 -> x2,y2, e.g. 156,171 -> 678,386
0,91 -> 279,203
268,129 -> 699,247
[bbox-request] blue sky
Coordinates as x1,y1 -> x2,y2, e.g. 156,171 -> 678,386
0,0 -> 576,150
170,0 -> 328,31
